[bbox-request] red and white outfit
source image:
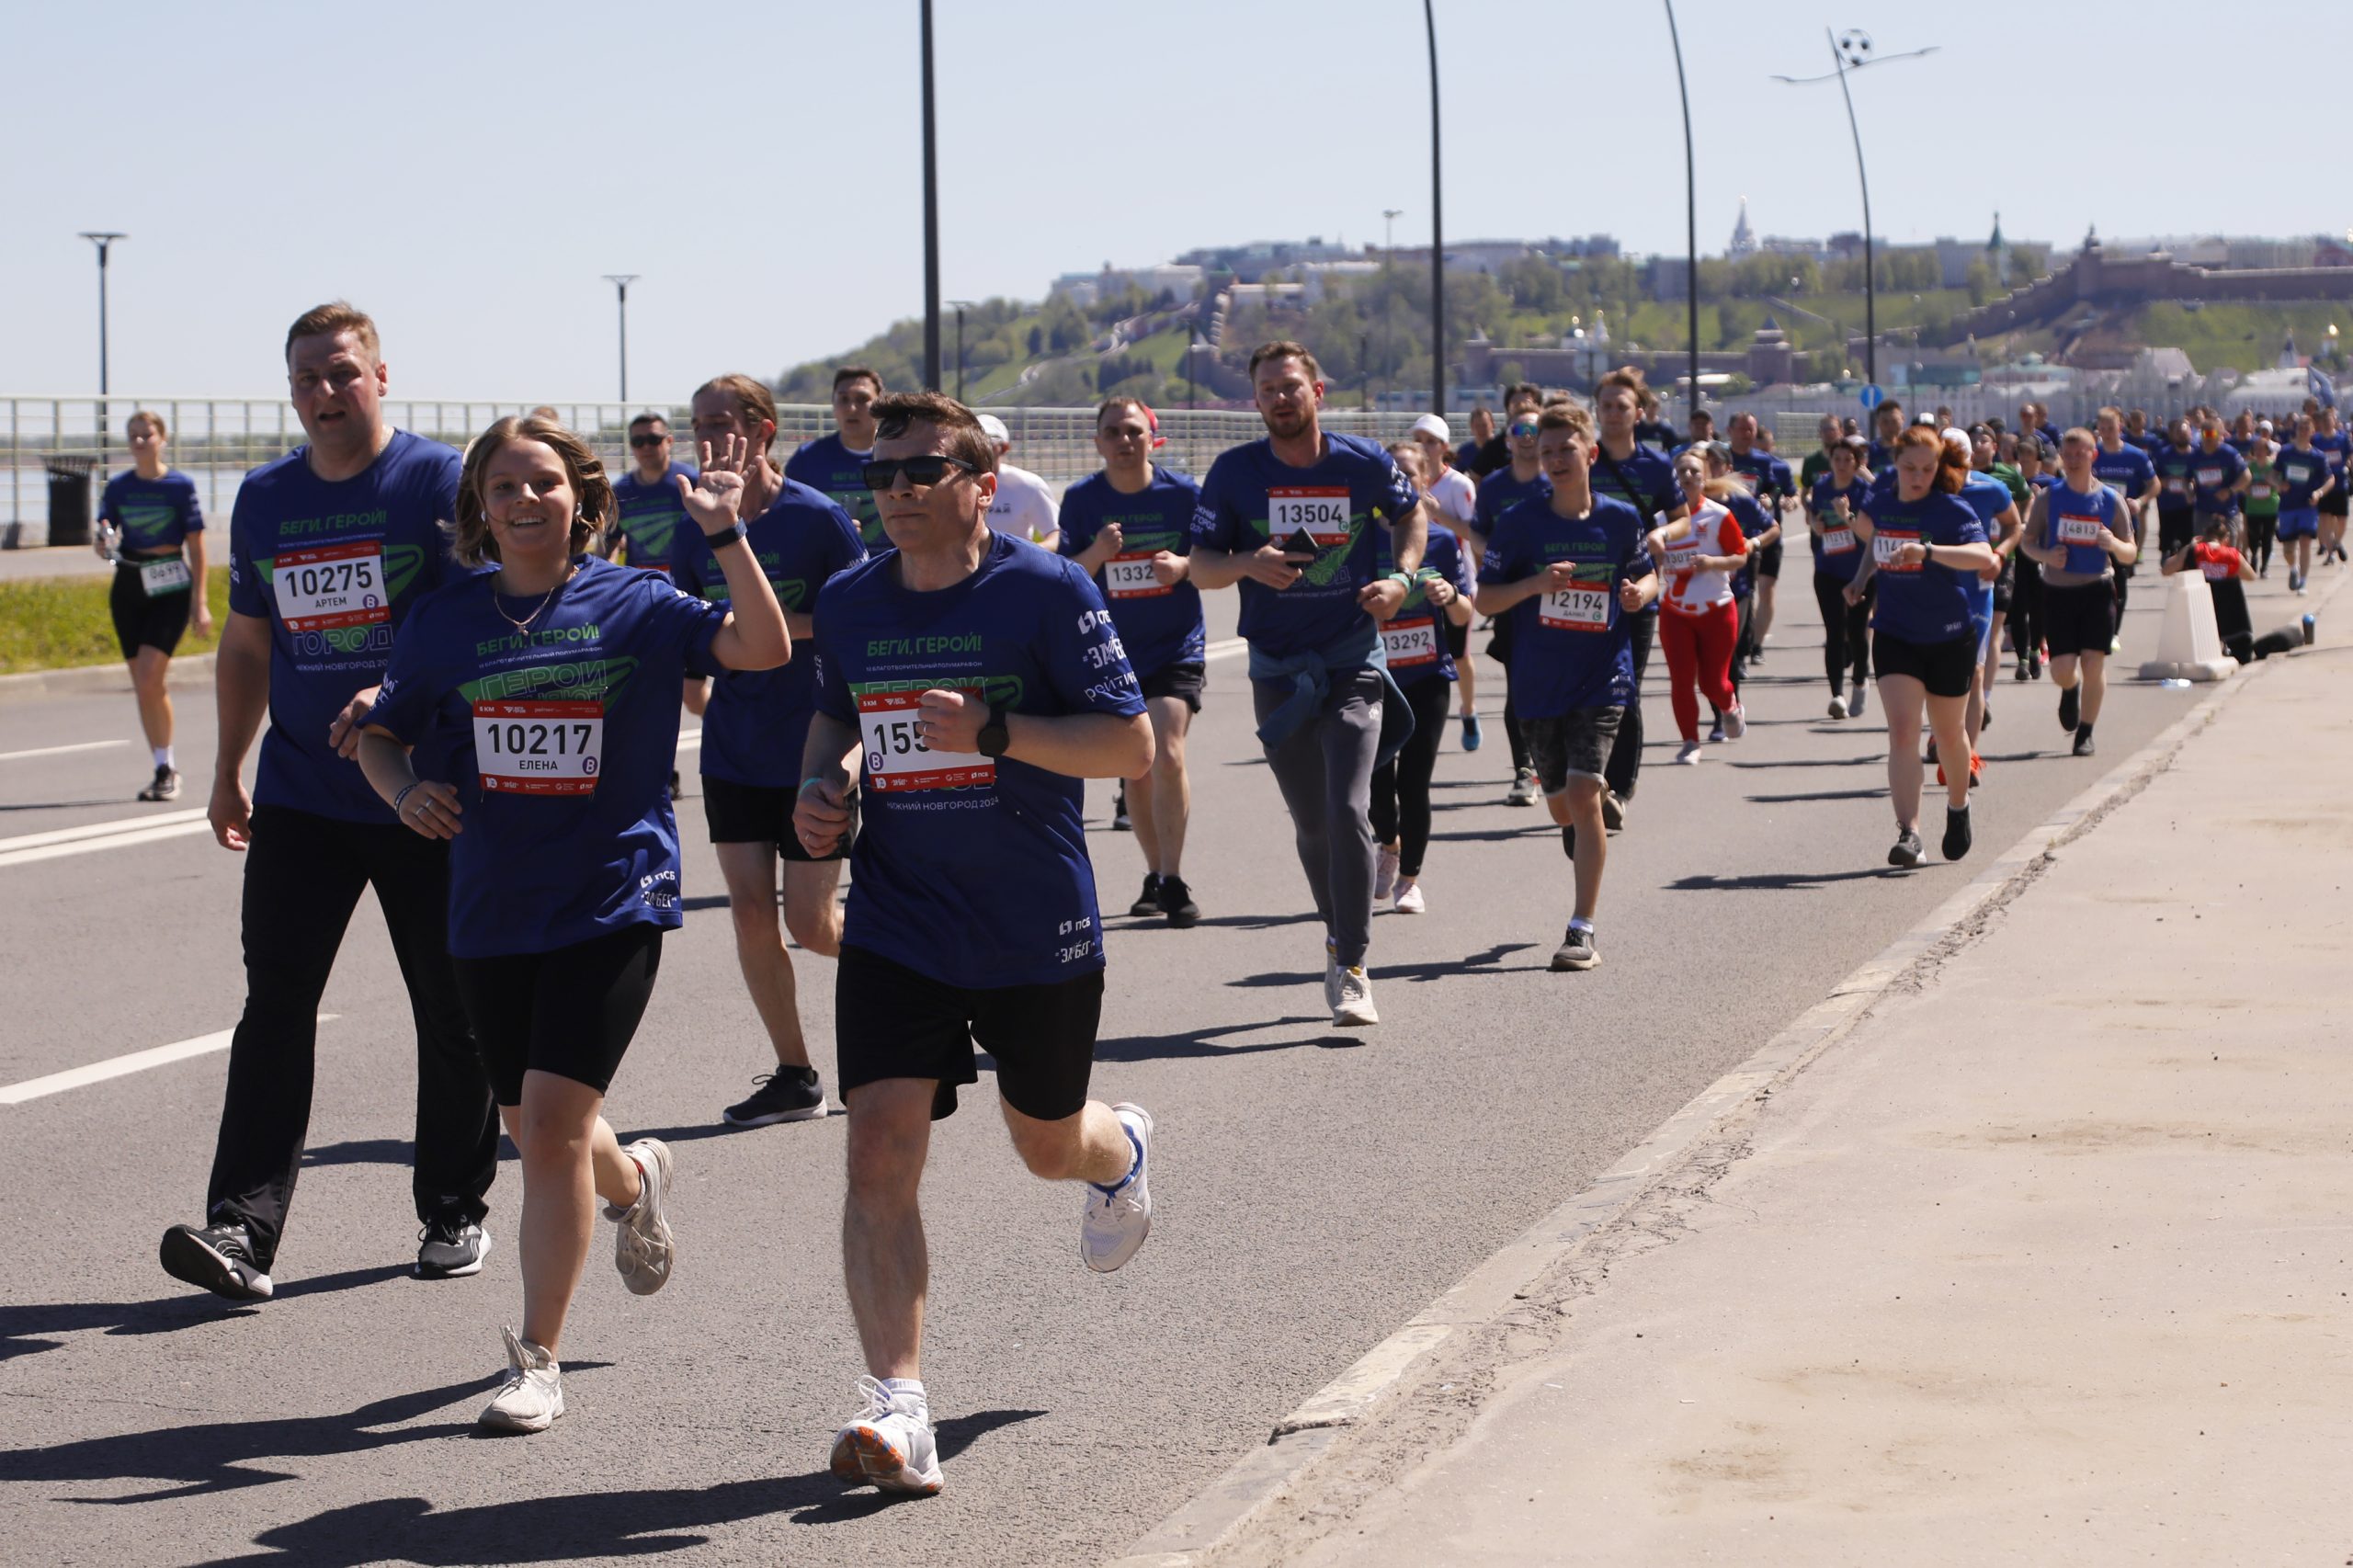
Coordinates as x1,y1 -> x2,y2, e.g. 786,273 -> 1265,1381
1656,498 -> 1746,741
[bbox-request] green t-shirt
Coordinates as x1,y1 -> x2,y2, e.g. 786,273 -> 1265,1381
2243,456 -> 2280,517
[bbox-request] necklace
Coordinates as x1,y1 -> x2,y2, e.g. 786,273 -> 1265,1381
494,562 -> 574,633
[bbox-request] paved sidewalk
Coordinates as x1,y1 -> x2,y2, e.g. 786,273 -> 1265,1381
1214,622 -> 2352,1565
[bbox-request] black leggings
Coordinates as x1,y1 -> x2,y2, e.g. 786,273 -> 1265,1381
1490,617 -> 1531,774
2245,513 -> 2277,574
452,925 -> 665,1105
1602,608 -> 1655,800
2009,555 -> 2043,665
1370,676 -> 1454,878
1812,573 -> 1873,692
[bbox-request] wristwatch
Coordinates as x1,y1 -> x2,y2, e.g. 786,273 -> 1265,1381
974,701 -> 1011,759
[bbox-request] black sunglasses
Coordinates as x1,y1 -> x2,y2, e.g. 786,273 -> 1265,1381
860,455 -> 978,492
628,432 -> 667,448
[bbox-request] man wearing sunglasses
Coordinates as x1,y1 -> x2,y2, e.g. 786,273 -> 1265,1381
608,413 -> 695,574
1190,339 -> 1428,1028
791,391 -> 1156,1498
786,367 -> 887,548
1473,406 -> 1550,806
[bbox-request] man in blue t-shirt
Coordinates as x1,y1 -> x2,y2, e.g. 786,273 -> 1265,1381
2097,406 -> 2163,652
2311,403 -> 2350,568
1472,408 -> 1549,805
1727,413 -> 1793,665
1589,369 -> 1688,825
1189,340 -> 1427,1028
607,412 -> 694,573
785,366 -> 885,547
159,302 -> 498,1305
790,391 -> 1155,1499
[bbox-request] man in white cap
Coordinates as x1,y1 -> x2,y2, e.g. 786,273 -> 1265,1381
1408,413 -> 1483,748
978,412 -> 1061,551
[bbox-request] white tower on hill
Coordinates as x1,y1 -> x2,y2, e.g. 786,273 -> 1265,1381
1730,197 -> 1757,260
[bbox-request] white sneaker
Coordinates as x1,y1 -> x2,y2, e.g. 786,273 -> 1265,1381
830,1375 -> 943,1494
1081,1103 -> 1153,1273
480,1325 -> 563,1433
608,1138 -> 675,1296
1373,844 -> 1399,902
1392,880 -> 1426,915
1504,768 -> 1538,807
1675,742 -> 1704,765
1848,682 -> 1869,719
1333,965 -> 1379,1027
1722,701 -> 1747,739
1827,694 -> 1848,720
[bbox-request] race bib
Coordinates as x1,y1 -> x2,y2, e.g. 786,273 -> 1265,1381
2164,475 -> 2188,494
1540,585 -> 1611,631
1818,527 -> 1857,555
1381,615 -> 1439,666
2250,484 -> 2272,500
139,557 -> 192,597
2200,559 -> 2233,582
2057,514 -> 2103,546
1267,487 -> 1352,549
1663,546 -> 1699,574
2195,467 -> 2224,489
2285,462 -> 2315,485
473,699 -> 603,796
1873,529 -> 1923,574
272,540 -> 388,631
1104,551 -> 1168,599
858,688 -> 994,793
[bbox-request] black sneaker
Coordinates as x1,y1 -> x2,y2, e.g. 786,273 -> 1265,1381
1549,923 -> 1598,971
415,1216 -> 492,1278
159,1221 -> 273,1301
1924,735 -> 1938,767
1887,830 -> 1925,869
1129,873 -> 1163,917
1942,804 -> 1972,861
1980,703 -> 1993,732
1111,785 -> 1131,832
2072,725 -> 2096,757
137,766 -> 179,802
1600,790 -> 1626,833
2057,684 -> 2079,733
722,1068 -> 830,1128
1156,874 -> 1200,928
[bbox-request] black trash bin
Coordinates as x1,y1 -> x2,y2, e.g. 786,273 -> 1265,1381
46,456 -> 97,549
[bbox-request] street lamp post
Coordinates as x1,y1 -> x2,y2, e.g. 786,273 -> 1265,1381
1382,208 -> 1402,268
948,300 -> 976,402
602,275 -> 638,403
1661,2 -> 1699,411
919,0 -> 942,391
79,231 -> 125,465
1423,0 -> 1446,418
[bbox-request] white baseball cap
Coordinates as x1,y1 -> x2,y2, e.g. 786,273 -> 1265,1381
1409,414 -> 1451,443
976,413 -> 1011,447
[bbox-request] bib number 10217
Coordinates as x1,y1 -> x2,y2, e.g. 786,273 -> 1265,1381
473,699 -> 604,796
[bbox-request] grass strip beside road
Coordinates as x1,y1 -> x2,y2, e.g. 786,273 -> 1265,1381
0,566 -> 230,675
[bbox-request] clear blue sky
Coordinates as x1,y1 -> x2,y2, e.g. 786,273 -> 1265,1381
6,0 -> 2343,404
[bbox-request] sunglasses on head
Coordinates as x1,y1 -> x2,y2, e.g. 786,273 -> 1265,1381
860,454 -> 978,492
629,432 -> 666,448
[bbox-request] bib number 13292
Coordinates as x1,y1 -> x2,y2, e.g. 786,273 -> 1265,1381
473,699 -> 603,796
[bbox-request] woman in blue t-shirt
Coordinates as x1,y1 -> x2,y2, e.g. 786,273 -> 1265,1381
1806,436 -> 1873,720
1847,426 -> 1996,869
358,417 -> 789,1435
95,410 -> 212,801
1370,442 -> 1476,914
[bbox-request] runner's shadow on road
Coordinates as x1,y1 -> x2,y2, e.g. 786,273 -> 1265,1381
1374,943 -> 1541,984
1,1265 -> 412,1361
1666,868 -> 1903,892
304,1139 -> 523,1168
1744,787 -> 1886,804
182,1409 -> 1044,1562
1122,910 -> 1321,932
0,798 -> 123,812
1088,1017 -> 1331,1062
1428,824 -> 1558,843
1722,755 -> 1881,769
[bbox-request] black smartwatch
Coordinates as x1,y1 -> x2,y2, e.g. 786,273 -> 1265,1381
706,520 -> 749,549
974,701 -> 1011,759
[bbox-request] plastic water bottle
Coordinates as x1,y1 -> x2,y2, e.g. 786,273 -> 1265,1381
2158,677 -> 2192,688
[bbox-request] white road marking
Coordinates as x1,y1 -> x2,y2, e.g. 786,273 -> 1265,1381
1205,636 -> 1247,663
678,727 -> 701,750
0,1016 -> 337,1106
0,739 -> 129,763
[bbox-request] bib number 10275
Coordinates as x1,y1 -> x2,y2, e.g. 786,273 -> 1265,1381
473,699 -> 604,796
273,540 -> 389,631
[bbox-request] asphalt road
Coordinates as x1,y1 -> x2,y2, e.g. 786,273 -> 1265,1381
1,544 -> 2292,1567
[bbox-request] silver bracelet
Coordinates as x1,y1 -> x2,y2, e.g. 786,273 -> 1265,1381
392,782 -> 420,817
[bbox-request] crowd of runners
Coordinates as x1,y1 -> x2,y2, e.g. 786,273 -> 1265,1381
92,301 -> 2323,1493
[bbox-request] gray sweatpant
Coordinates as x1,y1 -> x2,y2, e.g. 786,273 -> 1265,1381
1252,668 -> 1383,969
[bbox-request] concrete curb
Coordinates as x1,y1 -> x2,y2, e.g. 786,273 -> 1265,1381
0,653 -> 216,706
1102,585 -> 2337,1568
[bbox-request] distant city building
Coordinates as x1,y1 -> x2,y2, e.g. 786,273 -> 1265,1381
1050,262 -> 1207,310
1729,197 -> 1757,260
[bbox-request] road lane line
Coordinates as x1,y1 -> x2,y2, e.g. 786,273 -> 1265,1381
0,807 -> 210,852
1205,637 -> 1247,663
0,1016 -> 337,1106
0,739 -> 129,763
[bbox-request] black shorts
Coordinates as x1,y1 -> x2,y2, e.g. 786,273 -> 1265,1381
1870,631 -> 1977,699
1487,612 -> 1516,667
1991,571 -> 2014,614
2321,487 -> 2349,517
2156,510 -> 2197,557
1755,540 -> 1786,580
109,560 -> 192,660
451,924 -> 665,1104
835,943 -> 1103,1122
1525,707 -> 1624,796
2042,580 -> 2117,658
1441,618 -> 1469,660
701,774 -> 852,861
1136,659 -> 1207,713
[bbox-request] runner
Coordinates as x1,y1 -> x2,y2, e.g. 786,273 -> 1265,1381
1846,426 -> 1996,866
164,301 -> 498,1303
1726,412 -> 1793,661
2009,434 -> 2053,680
1472,400 -> 1658,971
2274,413 -> 2334,593
2241,430 -> 2280,579
358,419 -> 785,1431
2098,406 -> 2164,655
1473,403 -> 1549,805
1957,426 -> 2024,779
2018,428 -> 2137,758
785,366 -> 885,546
1867,398 -> 1905,474
672,389 -> 868,1129
1371,440 -> 1476,914
1456,405 -> 1495,472
1698,440 -> 1769,735
2122,407 -> 2158,451
2161,516 -> 2317,663
1465,381 -> 1541,478
790,390 -> 1155,1496
1407,414 -> 1483,749
1062,395 -> 1208,926
1588,368 -> 1685,825
976,413 -> 1061,551
1806,434 -> 1873,718
1682,406 -> 1717,454
1799,414 -> 1844,495
2313,403 -> 2350,567
1190,340 -> 1426,1028
2187,416 -> 2250,559
1655,445 -> 1747,762
607,412 -> 693,572
95,409 -> 211,801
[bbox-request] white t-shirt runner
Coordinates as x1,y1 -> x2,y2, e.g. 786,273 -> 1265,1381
987,462 -> 1061,544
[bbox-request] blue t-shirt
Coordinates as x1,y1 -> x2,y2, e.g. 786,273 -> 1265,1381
1726,489 -> 1771,598
226,430 -> 463,824
2121,431 -> 2158,452
813,533 -> 1146,989
1472,466 -> 1549,536
610,463 -> 694,572
370,556 -> 727,958
1862,486 -> 1986,644
2149,444 -> 2198,514
1588,444 -> 1678,616
2275,445 -> 2331,508
1191,432 -> 1420,662
2187,444 -> 2246,517
1806,474 -> 1870,583
2040,480 -> 2128,579
784,432 -> 881,547
670,479 -> 867,789
1960,471 -> 2015,529
2312,431 -> 2350,502
1373,525 -> 1474,687
1057,467 -> 1208,679
1477,494 -> 1649,718
1730,448 -> 1795,520
99,470 -> 204,554
2092,442 -> 2156,507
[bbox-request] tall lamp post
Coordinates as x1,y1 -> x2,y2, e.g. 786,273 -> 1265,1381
919,0 -> 942,391
1773,29 -> 1937,388
948,299 -> 975,402
602,274 -> 638,403
1661,3 -> 1699,410
79,231 -> 126,464
1422,0 -> 1445,418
